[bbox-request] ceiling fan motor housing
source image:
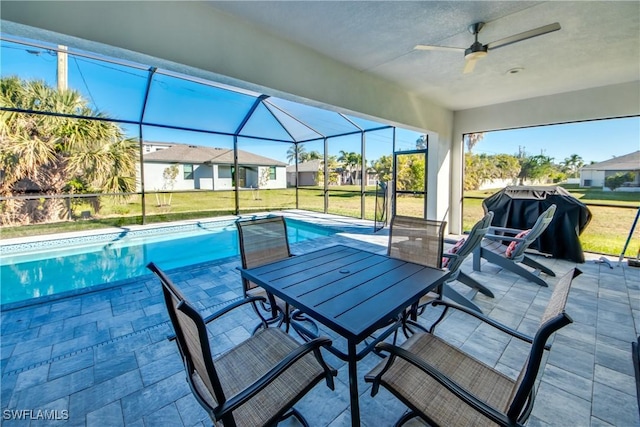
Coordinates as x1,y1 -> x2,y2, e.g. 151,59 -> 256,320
465,41 -> 488,60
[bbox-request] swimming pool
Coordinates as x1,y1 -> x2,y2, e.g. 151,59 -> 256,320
0,218 -> 334,306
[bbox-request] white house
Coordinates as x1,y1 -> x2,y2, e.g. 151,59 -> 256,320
141,143 -> 287,191
580,150 -> 640,190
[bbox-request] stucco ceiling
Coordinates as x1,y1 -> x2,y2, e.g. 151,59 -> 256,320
209,1 -> 640,111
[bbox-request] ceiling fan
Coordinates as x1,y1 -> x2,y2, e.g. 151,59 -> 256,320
414,21 -> 561,74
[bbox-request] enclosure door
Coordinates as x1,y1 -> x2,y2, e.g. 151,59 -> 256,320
393,149 -> 428,218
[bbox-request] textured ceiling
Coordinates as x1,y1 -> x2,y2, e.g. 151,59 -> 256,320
209,1 -> 640,111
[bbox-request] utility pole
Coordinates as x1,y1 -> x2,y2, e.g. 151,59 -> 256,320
57,45 -> 68,91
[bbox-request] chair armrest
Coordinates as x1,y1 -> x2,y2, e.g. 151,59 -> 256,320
372,342 -> 519,427
201,295 -> 268,324
168,296 -> 268,341
488,226 -> 525,235
218,336 -> 337,415
484,233 -> 526,243
430,300 -> 548,349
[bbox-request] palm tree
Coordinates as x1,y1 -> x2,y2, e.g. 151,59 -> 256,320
464,132 -> 485,152
286,143 -> 307,164
562,154 -> 584,178
338,150 -> 361,184
0,76 -> 138,225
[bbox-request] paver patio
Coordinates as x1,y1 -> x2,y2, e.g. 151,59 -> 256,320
1,210 -> 638,426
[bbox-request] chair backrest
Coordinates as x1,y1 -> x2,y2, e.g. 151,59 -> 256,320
236,216 -> 292,294
147,262 -> 225,418
505,267 -> 580,423
443,211 -> 494,280
504,204 -> 557,262
388,215 -> 446,269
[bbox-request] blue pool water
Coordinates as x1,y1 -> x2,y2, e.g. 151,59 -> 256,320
0,218 -> 334,306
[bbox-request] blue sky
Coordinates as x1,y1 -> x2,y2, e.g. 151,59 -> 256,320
2,36 -> 638,166
473,116 -> 639,164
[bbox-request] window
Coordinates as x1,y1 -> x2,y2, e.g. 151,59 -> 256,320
269,166 -> 276,180
184,164 -> 194,180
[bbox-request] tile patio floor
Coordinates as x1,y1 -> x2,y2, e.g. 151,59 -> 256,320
1,210 -> 639,426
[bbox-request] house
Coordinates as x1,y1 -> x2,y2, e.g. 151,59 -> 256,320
141,143 -> 287,191
580,150 -> 640,190
286,160 -> 379,187
286,159 -> 322,187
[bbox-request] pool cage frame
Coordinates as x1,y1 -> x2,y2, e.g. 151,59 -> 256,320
1,35 -> 409,226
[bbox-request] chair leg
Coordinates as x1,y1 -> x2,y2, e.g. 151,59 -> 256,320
395,410 -> 420,427
522,255 -> 556,277
456,271 -> 495,297
280,408 -> 309,427
482,249 -> 549,287
472,245 -> 482,271
441,285 -> 483,313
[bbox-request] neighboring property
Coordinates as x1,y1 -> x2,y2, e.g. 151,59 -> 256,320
142,141 -> 173,154
286,160 -> 379,187
580,150 -> 640,190
141,143 -> 287,191
286,159 -> 322,187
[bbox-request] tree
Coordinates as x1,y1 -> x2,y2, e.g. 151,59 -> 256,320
463,152 -> 520,190
605,172 -> 636,191
370,155 -> 393,183
518,154 -> 555,184
561,154 -> 584,178
252,167 -> 270,200
415,135 -> 427,149
286,143 -> 306,164
156,165 -> 178,207
395,154 -> 424,192
317,155 -> 339,186
338,150 -> 362,185
464,133 -> 485,153
299,150 -> 321,162
0,76 -> 138,225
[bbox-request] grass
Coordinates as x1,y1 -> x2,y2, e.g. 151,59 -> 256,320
2,185 -> 638,258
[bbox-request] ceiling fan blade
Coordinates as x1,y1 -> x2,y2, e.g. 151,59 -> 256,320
463,58 -> 478,74
414,44 -> 464,53
487,22 -> 561,51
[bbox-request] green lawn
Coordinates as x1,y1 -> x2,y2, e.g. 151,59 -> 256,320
2,185 -> 638,258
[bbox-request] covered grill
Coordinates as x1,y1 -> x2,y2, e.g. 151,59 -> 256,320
482,186 -> 592,263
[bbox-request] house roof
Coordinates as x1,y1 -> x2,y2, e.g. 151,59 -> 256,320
143,144 -> 287,167
286,159 -> 321,173
581,150 -> 640,171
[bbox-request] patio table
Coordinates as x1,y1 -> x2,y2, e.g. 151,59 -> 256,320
240,244 -> 450,427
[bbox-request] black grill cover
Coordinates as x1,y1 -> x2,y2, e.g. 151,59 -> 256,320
482,186 -> 592,263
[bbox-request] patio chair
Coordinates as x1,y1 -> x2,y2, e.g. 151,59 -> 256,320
388,215 -> 488,319
236,216 -> 318,335
473,204 -> 557,287
148,262 -> 337,427
365,268 -> 581,427
435,211 -> 495,313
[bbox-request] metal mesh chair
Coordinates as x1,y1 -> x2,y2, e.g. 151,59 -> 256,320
387,216 -> 450,333
388,215 -> 446,270
474,205 -> 557,287
148,262 -> 337,427
365,268 -> 581,427
236,216 -> 317,334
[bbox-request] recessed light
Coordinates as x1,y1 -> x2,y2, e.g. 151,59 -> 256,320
506,67 -> 524,75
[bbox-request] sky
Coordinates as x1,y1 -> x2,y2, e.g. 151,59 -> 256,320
2,36 -> 639,166
473,117 -> 640,164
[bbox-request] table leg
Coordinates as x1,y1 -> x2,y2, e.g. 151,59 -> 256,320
347,340 -> 361,427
